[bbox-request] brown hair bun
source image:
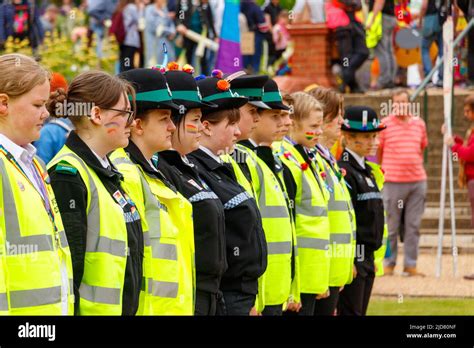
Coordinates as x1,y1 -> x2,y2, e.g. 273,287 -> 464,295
47,88 -> 68,118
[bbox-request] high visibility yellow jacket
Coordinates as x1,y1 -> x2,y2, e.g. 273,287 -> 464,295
110,148 -> 195,315
49,147 -> 130,315
279,139 -> 330,295
366,161 -> 388,277
0,150 -> 74,315
236,144 -> 298,309
314,149 -> 356,286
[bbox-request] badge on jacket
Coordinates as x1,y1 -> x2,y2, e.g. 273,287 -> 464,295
365,176 -> 375,188
113,190 -> 128,208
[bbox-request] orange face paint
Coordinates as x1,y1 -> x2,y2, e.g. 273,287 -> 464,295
105,122 -> 120,134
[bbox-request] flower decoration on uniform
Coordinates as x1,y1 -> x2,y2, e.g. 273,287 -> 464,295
151,64 -> 166,73
283,151 -> 291,159
182,64 -> 195,74
320,171 -> 327,180
378,122 -> 385,129
372,118 -> 379,128
340,168 -> 347,177
300,162 -> 309,171
217,79 -> 230,91
212,69 -> 223,79
195,74 -> 206,81
343,119 -> 351,128
167,61 -> 180,71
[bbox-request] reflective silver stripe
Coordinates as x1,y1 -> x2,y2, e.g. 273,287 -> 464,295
53,153 -> 127,257
0,293 -> 8,311
69,279 -> 74,295
353,231 -> 357,240
148,278 -> 179,298
143,231 -> 151,247
295,204 -> 327,217
10,286 -> 61,308
111,156 -> 134,167
79,283 -> 121,305
329,233 -> 352,244
328,200 -> 350,211
0,159 -> 55,253
188,191 -> 219,202
58,230 -> 69,248
267,241 -> 292,255
152,242 -> 177,260
297,237 -> 329,250
296,168 -> 328,217
253,155 -> 290,219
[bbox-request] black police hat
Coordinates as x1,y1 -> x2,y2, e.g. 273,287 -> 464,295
341,106 -> 387,132
118,68 -> 180,113
262,79 -> 290,111
226,74 -> 271,110
196,76 -> 248,115
164,70 -> 217,110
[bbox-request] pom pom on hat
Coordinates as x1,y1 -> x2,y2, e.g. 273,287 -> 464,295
50,72 -> 68,93
182,64 -> 195,74
151,65 -> 166,73
195,74 -> 206,81
217,79 -> 230,91
212,69 -> 223,79
167,62 -> 180,71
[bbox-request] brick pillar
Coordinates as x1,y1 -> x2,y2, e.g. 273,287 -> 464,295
274,23 -> 335,93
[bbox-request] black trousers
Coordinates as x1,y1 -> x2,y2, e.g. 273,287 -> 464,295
337,272 -> 375,316
335,21 -> 369,90
221,291 -> 255,316
195,289 -> 225,316
183,37 -> 211,76
314,286 -> 340,316
119,44 -> 138,72
262,304 -> 283,316
297,293 -> 317,316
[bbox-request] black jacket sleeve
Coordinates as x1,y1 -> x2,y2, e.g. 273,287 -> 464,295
49,168 -> 88,315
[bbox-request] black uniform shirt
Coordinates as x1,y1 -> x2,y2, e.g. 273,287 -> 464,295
338,150 -> 384,275
188,148 -> 267,295
158,149 -> 227,294
48,131 -> 144,316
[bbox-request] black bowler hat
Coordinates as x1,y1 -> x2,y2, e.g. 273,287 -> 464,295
341,106 -> 387,132
164,69 -> 217,110
118,68 -> 180,113
261,79 -> 290,111
196,76 -> 248,114
225,74 -> 271,110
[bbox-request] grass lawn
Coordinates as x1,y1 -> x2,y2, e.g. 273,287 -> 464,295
367,296 -> 474,315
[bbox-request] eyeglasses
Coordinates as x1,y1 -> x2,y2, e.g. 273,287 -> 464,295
102,108 -> 135,126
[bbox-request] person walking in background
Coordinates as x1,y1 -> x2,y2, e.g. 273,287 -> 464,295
262,0 -> 282,67
272,10 -> 290,63
87,0 -> 117,59
241,0 -> 269,73
40,4 -> 60,36
419,0 -> 445,87
144,0 -> 176,67
443,94 -> 474,280
327,0 -> 369,93
0,0 -> 44,54
366,0 -> 397,89
176,0 -> 216,76
456,0 -> 474,87
117,0 -> 143,72
377,89 -> 428,277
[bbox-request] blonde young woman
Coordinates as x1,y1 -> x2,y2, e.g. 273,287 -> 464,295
0,53 -> 74,315
278,92 -> 331,316
47,71 -> 143,316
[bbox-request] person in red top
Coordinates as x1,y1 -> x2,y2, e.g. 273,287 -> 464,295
377,89 -> 428,277
444,94 -> 474,281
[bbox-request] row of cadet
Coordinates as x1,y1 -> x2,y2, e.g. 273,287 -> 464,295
0,53 -> 387,316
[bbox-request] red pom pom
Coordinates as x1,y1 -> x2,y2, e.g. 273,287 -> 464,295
283,151 -> 291,159
217,79 -> 230,91
182,64 -> 195,74
340,168 -> 347,177
212,69 -> 223,79
320,172 -> 327,179
167,62 -> 180,71
152,65 -> 166,73
301,163 -> 309,171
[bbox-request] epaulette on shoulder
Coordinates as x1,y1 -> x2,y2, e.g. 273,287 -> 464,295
54,161 -> 78,175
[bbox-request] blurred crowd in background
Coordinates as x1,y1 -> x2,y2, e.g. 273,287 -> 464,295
0,0 -> 473,93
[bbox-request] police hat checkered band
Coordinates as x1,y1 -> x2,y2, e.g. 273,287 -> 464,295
188,191 -> 219,203
223,191 -> 252,210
